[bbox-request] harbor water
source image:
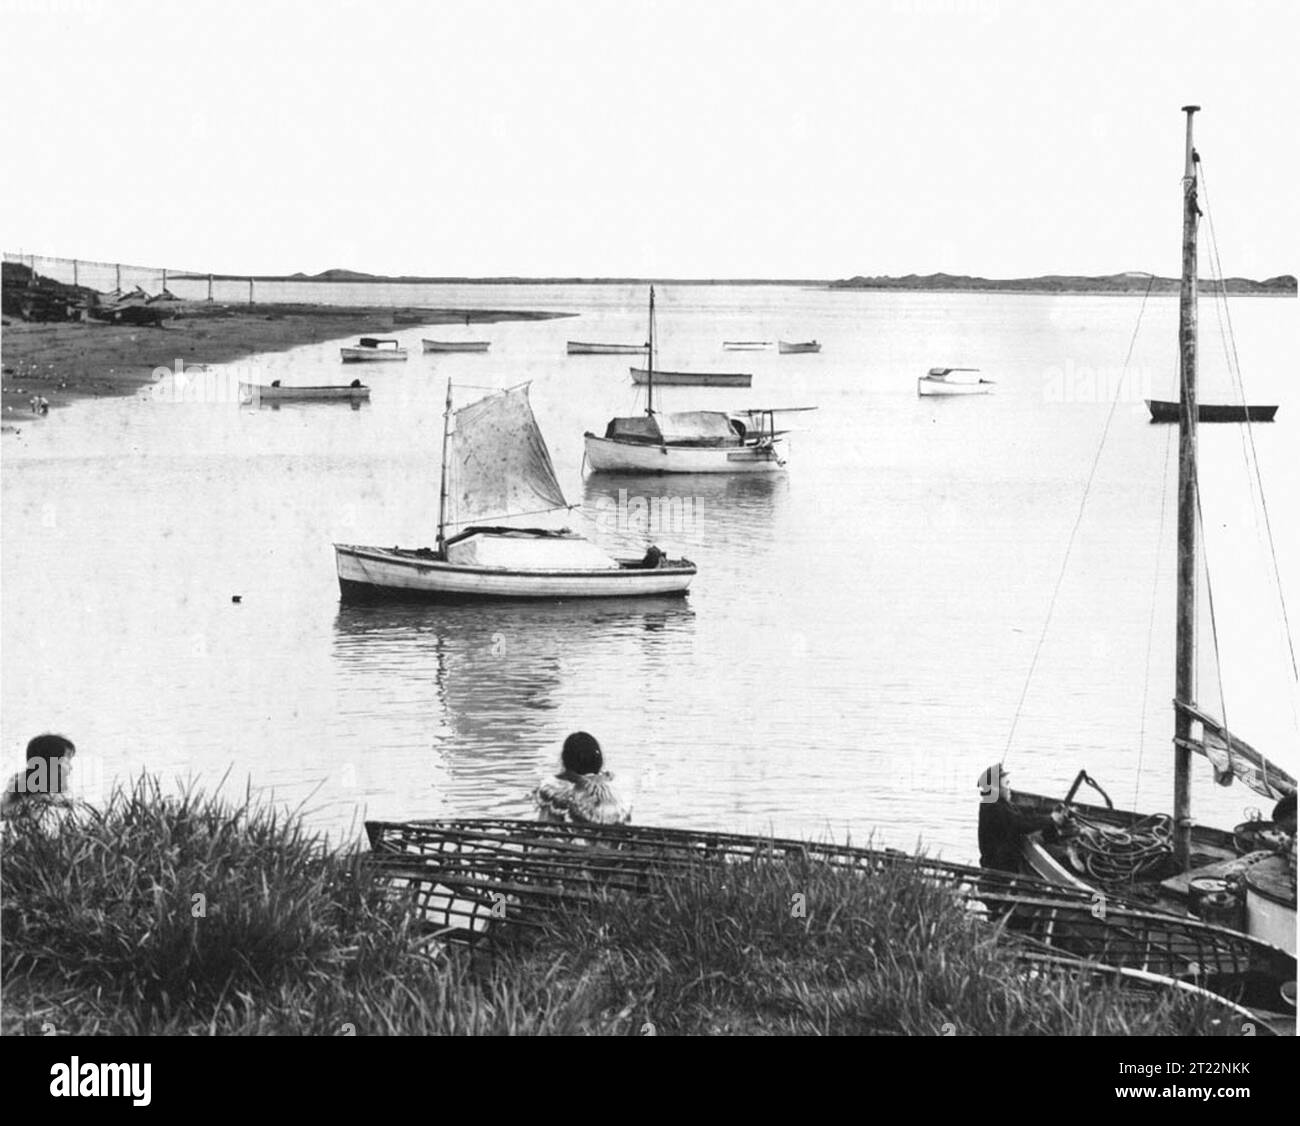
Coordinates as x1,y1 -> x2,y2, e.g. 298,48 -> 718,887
3,283 -> 1296,859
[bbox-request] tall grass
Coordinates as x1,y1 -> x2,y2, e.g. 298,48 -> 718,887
1,778 -> 1235,1035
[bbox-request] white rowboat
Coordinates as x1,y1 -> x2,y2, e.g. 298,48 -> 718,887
423,339 -> 491,353
567,341 -> 649,355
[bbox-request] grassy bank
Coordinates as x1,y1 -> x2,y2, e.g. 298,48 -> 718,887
1,779 -> 1233,1035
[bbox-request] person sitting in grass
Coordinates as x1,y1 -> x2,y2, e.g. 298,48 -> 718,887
535,732 -> 630,826
1,734 -> 77,826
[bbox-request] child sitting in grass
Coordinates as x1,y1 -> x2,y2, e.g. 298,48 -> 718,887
534,732 -> 630,826
1,734 -> 77,827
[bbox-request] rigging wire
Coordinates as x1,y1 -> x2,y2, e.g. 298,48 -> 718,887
1002,272 -> 1159,764
1194,472 -> 1233,782
1134,421 -> 1176,811
1199,162 -> 1298,683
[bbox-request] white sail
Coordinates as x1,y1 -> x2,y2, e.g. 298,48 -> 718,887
445,385 -> 569,529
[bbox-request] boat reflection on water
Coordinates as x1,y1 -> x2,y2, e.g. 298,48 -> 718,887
331,598 -> 695,819
580,471 -> 789,555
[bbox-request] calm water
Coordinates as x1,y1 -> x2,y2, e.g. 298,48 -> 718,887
3,284 -> 1296,859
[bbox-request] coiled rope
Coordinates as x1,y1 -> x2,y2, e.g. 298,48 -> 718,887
1067,811 -> 1174,886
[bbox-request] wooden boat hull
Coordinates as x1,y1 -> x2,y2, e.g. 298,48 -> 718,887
778,341 -> 821,354
584,433 -> 785,474
334,543 -> 695,601
1146,399 -> 1277,423
423,340 -> 491,353
918,377 -> 992,396
630,368 -> 752,388
1016,790 -> 1295,955
340,347 -> 407,362
240,382 -> 369,402
567,341 -> 649,355
723,342 -> 771,351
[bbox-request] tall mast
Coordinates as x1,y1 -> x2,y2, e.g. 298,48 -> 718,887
437,379 -> 453,556
1173,105 -> 1200,869
646,285 -> 656,416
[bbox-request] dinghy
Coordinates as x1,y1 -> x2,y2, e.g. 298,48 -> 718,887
778,340 -> 821,354
423,339 -> 491,353
567,341 -> 649,355
1146,399 -> 1277,423
239,380 -> 369,403
630,367 -> 752,388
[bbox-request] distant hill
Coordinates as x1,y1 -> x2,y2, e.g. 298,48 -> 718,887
169,268 -> 1296,294
829,272 -> 1297,296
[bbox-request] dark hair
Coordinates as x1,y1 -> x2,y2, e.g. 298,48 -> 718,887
561,731 -> 603,775
23,733 -> 75,796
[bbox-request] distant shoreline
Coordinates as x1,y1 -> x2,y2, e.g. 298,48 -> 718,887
0,303 -> 571,424
171,268 -> 1297,296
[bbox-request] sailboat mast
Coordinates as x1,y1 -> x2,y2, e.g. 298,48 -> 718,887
437,379 -> 453,557
646,285 -> 656,415
1173,105 -> 1201,869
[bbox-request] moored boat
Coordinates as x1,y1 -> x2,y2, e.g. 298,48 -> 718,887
917,367 -> 993,396
630,367 -> 752,388
341,337 -> 407,362
778,340 -> 821,354
723,341 -> 772,351
567,341 -> 649,355
585,288 -> 801,474
423,339 -> 491,353
240,379 -> 369,403
335,380 -> 695,601
1146,399 -> 1277,423
1007,108 -> 1296,958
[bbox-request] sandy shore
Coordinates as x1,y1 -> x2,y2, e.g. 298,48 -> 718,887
1,302 -> 571,425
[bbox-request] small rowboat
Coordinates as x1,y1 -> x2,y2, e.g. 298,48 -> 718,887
1145,399 -> 1277,423
341,337 -> 407,362
778,340 -> 821,354
723,341 -> 772,351
631,367 -> 752,388
567,341 -> 649,355
240,380 -> 369,403
423,339 -> 491,353
917,367 -> 994,396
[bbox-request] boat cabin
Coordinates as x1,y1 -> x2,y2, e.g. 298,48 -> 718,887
603,410 -> 745,447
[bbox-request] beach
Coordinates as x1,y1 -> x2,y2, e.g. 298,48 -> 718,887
0,302 -> 570,422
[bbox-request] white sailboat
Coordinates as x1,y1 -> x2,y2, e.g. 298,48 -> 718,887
334,382 -> 696,601
584,287 -> 802,475
1012,108 -> 1296,958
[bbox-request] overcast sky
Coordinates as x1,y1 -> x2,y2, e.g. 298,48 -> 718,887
2,0 -> 1296,279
